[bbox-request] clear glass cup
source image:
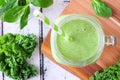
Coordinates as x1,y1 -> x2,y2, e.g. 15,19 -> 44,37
51,14 -> 117,67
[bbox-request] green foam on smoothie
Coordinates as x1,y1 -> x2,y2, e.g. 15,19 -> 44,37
57,19 -> 99,62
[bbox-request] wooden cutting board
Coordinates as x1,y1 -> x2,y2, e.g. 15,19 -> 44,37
41,0 -> 120,80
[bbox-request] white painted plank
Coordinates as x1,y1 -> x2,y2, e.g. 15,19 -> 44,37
43,0 -> 70,38
44,58 -> 80,80
42,0 -> 80,80
3,6 -> 40,80
0,21 -> 3,80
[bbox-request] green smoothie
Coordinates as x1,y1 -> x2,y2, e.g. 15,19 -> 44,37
51,14 -> 105,67
57,19 -> 99,62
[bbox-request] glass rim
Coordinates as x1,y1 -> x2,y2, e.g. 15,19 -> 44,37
51,14 -> 105,67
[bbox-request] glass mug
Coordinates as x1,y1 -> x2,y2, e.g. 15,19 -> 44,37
51,14 -> 117,67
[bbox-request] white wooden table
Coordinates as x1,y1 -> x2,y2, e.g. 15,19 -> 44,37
0,0 -> 80,80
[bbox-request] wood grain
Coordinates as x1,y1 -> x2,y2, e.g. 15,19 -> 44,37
41,0 -> 120,79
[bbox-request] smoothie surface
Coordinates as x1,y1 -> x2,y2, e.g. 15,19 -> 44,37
57,19 -> 99,62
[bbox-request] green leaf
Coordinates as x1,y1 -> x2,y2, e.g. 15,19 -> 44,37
95,71 -> 100,79
30,0 -> 53,8
89,61 -> 120,80
4,5 -> 27,22
0,0 -> 6,6
0,0 -> 17,20
20,6 -> 30,29
92,0 -> 112,18
18,0 -> 27,6
89,76 -> 95,80
0,33 -> 38,80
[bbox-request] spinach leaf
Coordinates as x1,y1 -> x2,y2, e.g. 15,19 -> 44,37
0,0 -> 54,29
20,6 -> 30,29
30,0 -> 53,8
92,0 -> 112,18
0,0 -> 17,20
18,0 -> 26,6
3,5 -> 28,22
0,0 -> 6,6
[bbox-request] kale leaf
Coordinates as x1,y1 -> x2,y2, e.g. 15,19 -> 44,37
90,61 -> 120,80
0,33 -> 38,80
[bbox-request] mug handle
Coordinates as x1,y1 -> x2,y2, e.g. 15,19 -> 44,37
105,36 -> 117,46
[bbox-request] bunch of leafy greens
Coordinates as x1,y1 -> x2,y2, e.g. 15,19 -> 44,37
92,0 -> 112,18
0,0 -> 53,29
90,61 -> 120,80
0,33 -> 38,80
